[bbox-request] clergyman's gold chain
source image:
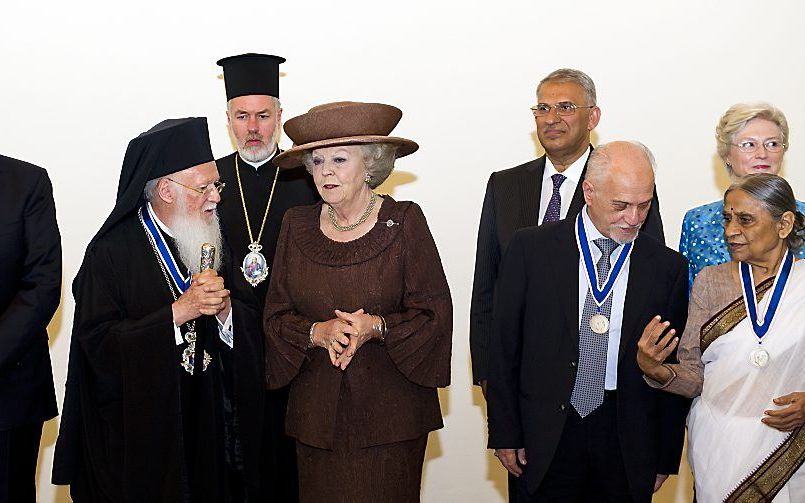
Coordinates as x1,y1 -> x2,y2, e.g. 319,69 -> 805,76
235,155 -> 280,245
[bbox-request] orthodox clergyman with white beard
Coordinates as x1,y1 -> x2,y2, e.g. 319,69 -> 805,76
52,118 -> 265,502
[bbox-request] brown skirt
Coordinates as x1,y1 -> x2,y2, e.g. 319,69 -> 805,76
296,434 -> 427,503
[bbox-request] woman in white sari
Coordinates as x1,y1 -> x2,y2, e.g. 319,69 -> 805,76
637,173 -> 805,502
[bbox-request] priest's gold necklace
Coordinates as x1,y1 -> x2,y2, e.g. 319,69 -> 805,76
327,191 -> 377,232
236,155 -> 279,286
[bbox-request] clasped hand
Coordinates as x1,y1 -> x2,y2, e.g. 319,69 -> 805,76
172,269 -> 230,325
311,308 -> 379,370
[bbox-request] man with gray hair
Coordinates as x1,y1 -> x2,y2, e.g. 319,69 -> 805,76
470,69 -> 665,395
215,53 -> 317,502
53,118 -> 266,501
487,141 -> 688,501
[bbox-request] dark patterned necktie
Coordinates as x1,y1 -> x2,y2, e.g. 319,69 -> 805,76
542,173 -> 566,223
571,237 -> 618,418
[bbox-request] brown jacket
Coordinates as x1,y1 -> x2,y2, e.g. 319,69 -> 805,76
264,198 -> 452,449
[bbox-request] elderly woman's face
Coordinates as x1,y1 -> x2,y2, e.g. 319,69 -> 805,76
726,118 -> 785,177
723,189 -> 790,263
309,145 -> 367,206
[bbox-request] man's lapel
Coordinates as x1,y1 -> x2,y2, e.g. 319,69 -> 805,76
553,220 -> 581,346
518,155 -> 546,228
567,145 -> 594,217
619,234 -> 655,362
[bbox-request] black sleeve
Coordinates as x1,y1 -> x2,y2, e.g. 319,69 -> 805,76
487,231 -> 527,449
656,257 -> 692,474
0,168 -> 61,373
469,174 -> 500,384
640,187 -> 665,245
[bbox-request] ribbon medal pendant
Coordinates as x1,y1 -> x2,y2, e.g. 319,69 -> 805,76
589,313 -> 610,334
739,249 -> 794,370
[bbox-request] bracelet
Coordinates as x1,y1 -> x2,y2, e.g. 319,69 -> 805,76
377,314 -> 387,343
308,322 -> 318,348
371,316 -> 383,339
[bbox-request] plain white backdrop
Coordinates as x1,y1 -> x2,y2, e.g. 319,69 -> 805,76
2,1 -> 804,501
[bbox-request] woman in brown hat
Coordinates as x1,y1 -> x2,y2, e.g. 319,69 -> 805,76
264,102 -> 452,502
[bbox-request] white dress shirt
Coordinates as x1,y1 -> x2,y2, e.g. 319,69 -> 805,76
146,202 -> 234,347
576,206 -> 631,390
537,147 -> 591,225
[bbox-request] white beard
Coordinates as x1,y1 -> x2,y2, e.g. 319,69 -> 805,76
235,124 -> 280,163
238,141 -> 275,163
172,199 -> 224,274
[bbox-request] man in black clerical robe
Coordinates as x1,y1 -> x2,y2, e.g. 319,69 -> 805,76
53,118 -> 264,503
216,53 -> 318,501
0,154 -> 61,502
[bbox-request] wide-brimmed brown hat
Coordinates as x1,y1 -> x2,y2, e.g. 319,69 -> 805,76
273,101 -> 419,169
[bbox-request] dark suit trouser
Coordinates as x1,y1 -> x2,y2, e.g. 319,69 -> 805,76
263,385 -> 299,502
512,393 -> 637,503
0,422 -> 42,503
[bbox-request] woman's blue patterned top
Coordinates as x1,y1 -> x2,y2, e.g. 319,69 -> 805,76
679,199 -> 805,292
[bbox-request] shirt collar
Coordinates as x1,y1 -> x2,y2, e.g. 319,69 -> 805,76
239,146 -> 277,169
544,145 -> 591,184
147,201 -> 175,238
581,205 -> 605,243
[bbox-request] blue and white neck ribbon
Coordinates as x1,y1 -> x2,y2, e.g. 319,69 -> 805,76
740,249 -> 794,341
575,213 -> 633,308
141,204 -> 191,294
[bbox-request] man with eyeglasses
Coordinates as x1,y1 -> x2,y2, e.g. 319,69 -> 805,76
53,118 -> 266,502
215,53 -> 318,502
470,69 -> 665,395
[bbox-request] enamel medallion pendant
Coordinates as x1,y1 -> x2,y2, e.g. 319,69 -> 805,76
242,242 -> 269,287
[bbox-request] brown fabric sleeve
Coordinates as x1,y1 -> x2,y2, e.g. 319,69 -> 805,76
382,203 -> 452,388
264,215 -> 314,389
651,266 -> 715,397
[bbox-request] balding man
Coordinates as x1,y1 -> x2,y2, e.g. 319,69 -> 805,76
487,141 -> 689,502
470,68 -> 665,394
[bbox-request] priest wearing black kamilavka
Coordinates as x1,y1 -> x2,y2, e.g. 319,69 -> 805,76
216,53 -> 318,501
52,118 -> 265,502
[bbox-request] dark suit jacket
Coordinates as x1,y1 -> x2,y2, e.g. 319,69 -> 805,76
0,154 -> 60,430
470,151 -> 665,383
486,217 -> 689,501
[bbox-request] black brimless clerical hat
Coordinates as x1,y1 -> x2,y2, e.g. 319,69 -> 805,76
217,53 -> 285,100
88,117 -> 214,252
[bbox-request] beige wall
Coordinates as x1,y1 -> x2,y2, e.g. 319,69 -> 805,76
3,1 -> 804,501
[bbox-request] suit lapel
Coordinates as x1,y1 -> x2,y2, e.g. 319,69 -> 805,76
518,156 -> 545,228
552,220 -> 581,346
619,234 -> 657,362
567,145 -> 594,218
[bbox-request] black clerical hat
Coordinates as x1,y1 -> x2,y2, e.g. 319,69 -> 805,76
217,53 -> 285,100
89,117 -> 214,251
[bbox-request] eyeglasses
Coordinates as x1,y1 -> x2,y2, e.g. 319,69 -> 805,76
732,139 -> 786,154
167,178 -> 226,195
530,102 -> 596,117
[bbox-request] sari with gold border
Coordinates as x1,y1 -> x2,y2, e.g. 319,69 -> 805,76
687,261 -> 805,502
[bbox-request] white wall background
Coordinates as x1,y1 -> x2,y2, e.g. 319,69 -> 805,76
2,1 -> 804,501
